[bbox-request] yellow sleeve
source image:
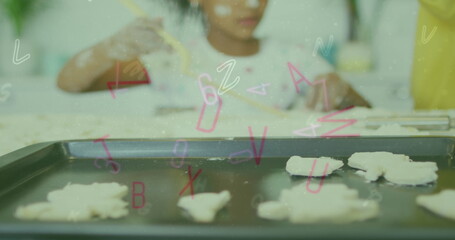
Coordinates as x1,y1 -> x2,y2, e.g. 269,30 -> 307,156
412,1 -> 455,110
419,0 -> 455,23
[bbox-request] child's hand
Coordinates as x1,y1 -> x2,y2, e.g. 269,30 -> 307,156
104,17 -> 171,61
306,73 -> 371,111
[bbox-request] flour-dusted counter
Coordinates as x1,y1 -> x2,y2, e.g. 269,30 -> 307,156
2,106 -> 452,157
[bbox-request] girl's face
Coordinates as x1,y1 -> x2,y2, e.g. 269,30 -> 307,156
195,0 -> 268,40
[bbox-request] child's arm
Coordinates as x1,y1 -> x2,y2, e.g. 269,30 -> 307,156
306,73 -> 371,111
57,17 -> 169,92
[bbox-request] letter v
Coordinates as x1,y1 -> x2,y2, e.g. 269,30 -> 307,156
248,126 -> 268,165
421,25 -> 438,45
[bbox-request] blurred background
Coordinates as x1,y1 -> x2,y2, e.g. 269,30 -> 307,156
0,0 -> 418,115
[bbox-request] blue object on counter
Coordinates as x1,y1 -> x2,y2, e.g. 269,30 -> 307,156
41,52 -> 71,77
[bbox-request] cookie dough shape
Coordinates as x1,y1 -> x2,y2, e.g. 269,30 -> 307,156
178,190 -> 231,223
258,184 -> 379,224
257,201 -> 289,221
15,182 -> 129,222
286,156 -> 344,177
417,190 -> 455,220
348,152 -> 438,185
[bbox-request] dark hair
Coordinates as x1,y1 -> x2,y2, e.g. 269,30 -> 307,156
160,0 -> 202,20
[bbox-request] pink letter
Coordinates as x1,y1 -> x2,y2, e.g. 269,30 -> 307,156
305,159 -> 329,194
288,62 -> 310,93
248,126 -> 268,165
94,158 -> 121,174
179,165 -> 203,199
246,83 -> 271,96
132,181 -> 146,209
288,62 -> 329,110
198,73 -> 218,105
317,106 -> 360,137
195,93 -> 222,133
93,135 -> 119,172
228,149 -> 253,164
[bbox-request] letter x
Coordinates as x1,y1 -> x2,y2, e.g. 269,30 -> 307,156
179,165 -> 203,199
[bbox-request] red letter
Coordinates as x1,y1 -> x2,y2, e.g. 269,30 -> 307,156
107,62 -> 151,99
288,62 -> 310,93
132,181 -> 145,209
288,62 -> 329,110
248,126 -> 268,165
93,135 -> 119,172
305,159 -> 329,194
195,93 -> 222,133
179,165 -> 203,199
317,106 -> 359,137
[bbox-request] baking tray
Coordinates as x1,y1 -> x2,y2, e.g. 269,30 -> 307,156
0,137 -> 454,240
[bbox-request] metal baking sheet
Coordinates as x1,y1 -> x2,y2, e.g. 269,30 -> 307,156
0,137 -> 454,240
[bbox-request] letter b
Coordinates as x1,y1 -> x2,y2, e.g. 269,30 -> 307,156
132,181 -> 146,209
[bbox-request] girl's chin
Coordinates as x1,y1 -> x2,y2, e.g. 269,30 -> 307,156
231,30 -> 257,41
